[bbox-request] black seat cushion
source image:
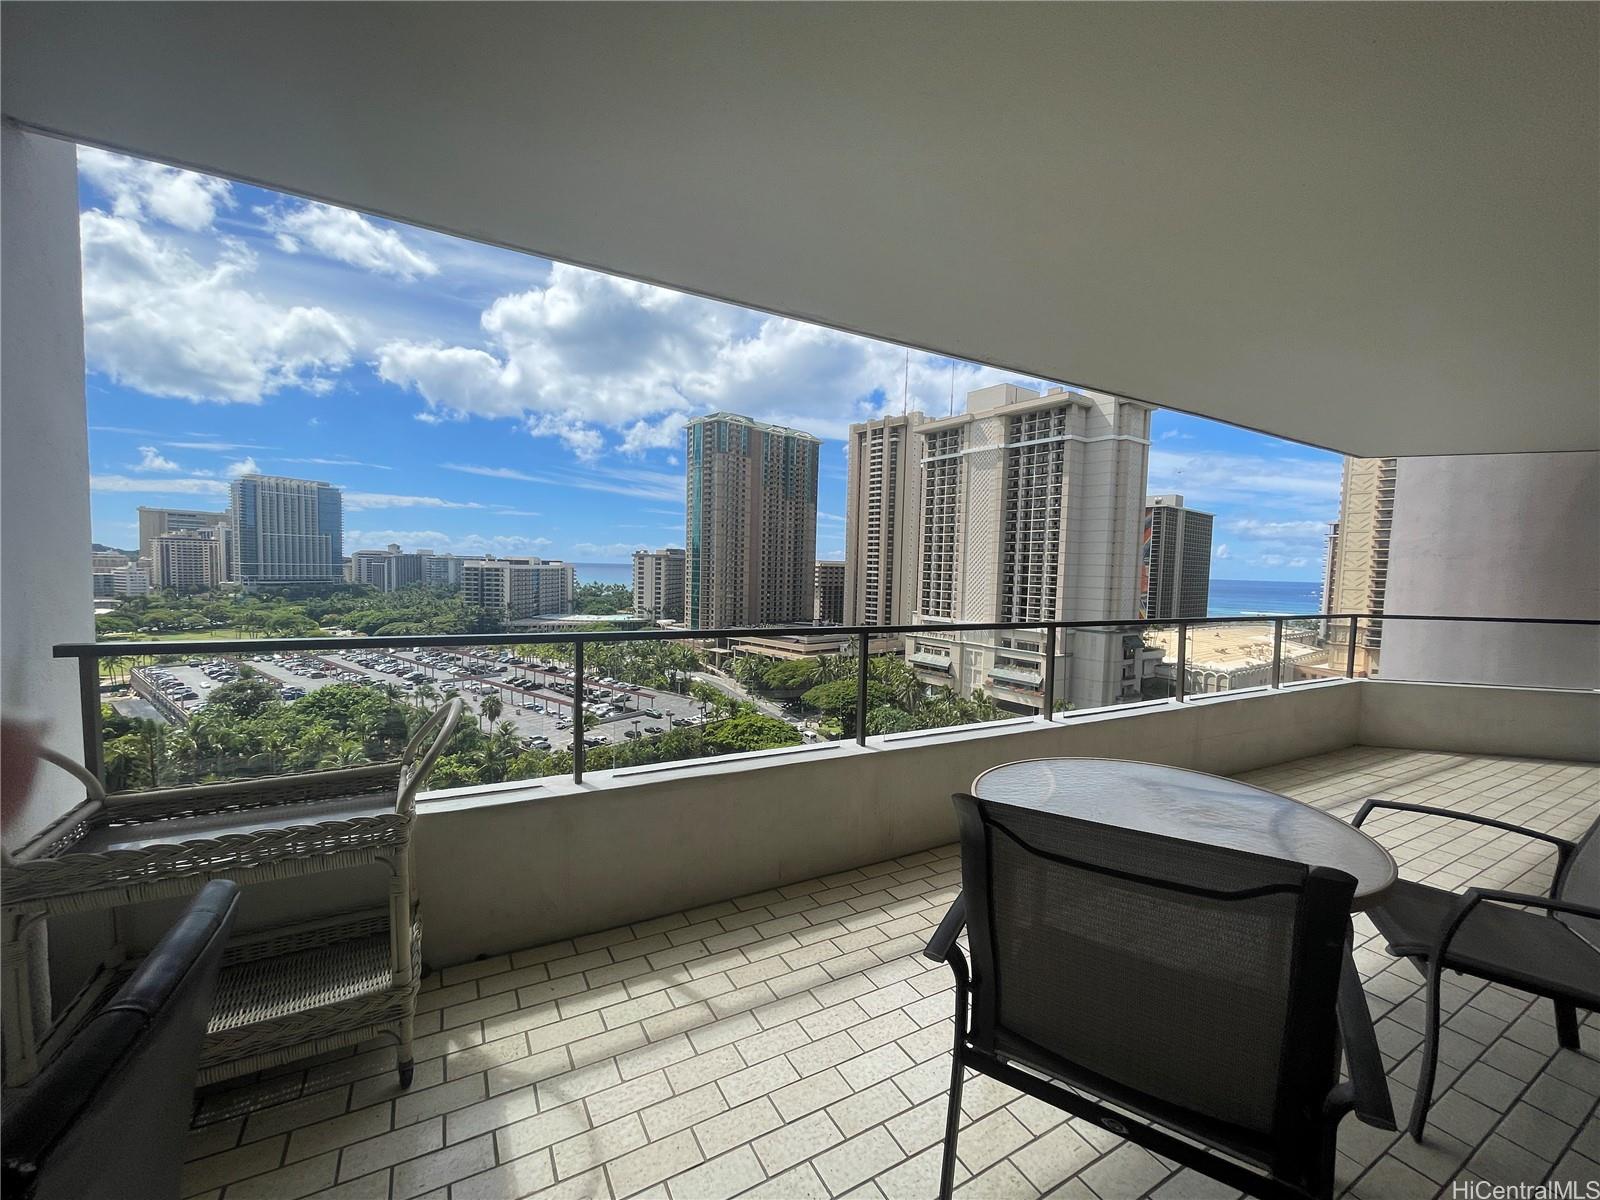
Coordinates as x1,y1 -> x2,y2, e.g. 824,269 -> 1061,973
1369,879 -> 1600,1006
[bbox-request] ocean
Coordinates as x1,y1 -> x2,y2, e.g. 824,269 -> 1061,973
1207,578 -> 1324,617
580,563 -> 1321,617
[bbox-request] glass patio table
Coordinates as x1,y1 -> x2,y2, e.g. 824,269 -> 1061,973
970,757 -> 1399,1129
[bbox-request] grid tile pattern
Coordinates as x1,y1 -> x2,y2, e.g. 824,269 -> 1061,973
184,748 -> 1600,1200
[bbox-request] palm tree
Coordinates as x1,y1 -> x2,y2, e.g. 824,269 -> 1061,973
135,720 -> 168,787
322,738 -> 367,769
815,651 -> 852,683
415,683 -> 438,712
104,737 -> 139,792
479,693 -> 503,731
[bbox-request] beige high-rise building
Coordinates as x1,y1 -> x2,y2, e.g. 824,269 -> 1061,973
459,556 -> 575,620
1323,456 -> 1396,673
899,383 -> 1152,713
633,548 -> 685,621
151,528 -> 229,593
843,412 -> 924,626
685,413 -> 819,629
138,506 -> 232,578
814,559 -> 845,625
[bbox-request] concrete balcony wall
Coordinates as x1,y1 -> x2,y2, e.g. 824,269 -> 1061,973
414,682 -> 1364,963
410,678 -> 1599,965
1381,453 -> 1600,690
1358,680 -> 1600,762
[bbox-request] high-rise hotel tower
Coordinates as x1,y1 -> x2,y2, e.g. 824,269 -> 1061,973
229,474 -> 343,587
846,384 -> 1151,713
685,413 -> 820,628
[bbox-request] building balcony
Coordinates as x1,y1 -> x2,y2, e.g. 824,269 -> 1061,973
175,736 -> 1599,1200
9,614 -> 1594,1200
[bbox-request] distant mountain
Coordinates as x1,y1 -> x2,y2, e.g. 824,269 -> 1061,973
92,543 -> 138,557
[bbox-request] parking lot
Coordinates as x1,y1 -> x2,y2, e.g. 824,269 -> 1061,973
143,647 -> 714,754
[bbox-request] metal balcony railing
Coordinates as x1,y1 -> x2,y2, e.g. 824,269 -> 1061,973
53,613 -> 1598,792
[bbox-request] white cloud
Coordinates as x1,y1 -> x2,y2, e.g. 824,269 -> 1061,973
571,541 -> 650,559
91,474 -> 230,498
80,212 -> 355,404
1147,449 -> 1342,510
1224,518 -> 1329,539
619,413 -> 688,456
375,262 -> 1043,453
262,201 -> 439,282
443,463 -> 538,482
345,529 -> 553,557
224,456 -> 261,478
280,456 -> 392,471
164,440 -> 272,451
1214,543 -> 1231,560
134,445 -> 179,472
343,492 -> 487,512
77,148 -> 233,231
441,460 -> 682,503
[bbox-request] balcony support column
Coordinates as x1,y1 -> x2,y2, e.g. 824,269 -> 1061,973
2,125 -> 94,833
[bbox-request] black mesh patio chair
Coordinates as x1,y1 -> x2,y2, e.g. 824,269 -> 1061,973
3,879 -> 239,1200
925,792 -> 1372,1200
1352,800 -> 1600,1141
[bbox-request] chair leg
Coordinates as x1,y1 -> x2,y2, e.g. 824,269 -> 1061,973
938,1043 -> 964,1200
938,958 -> 969,1200
1553,999 -> 1581,1051
397,1013 -> 416,1089
1409,961 -> 1444,1141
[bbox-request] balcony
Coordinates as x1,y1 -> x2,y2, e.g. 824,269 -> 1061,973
3,7 -> 1598,1195
7,615 -> 1593,1197
173,743 -> 1600,1200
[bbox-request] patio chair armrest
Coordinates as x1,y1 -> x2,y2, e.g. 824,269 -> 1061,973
1352,800 -> 1576,878
1458,889 -> 1600,923
924,893 -> 967,963
1435,887 -> 1600,963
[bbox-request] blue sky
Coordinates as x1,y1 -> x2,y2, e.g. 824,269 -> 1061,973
79,149 -> 1341,579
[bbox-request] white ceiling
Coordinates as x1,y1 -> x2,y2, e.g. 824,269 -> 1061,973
4,2 -> 1595,456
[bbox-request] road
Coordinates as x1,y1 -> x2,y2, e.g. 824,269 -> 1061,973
687,670 -> 792,721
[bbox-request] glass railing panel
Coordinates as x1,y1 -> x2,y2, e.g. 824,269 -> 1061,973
1278,617 -> 1350,686
1054,623 -> 1179,710
1180,619 -> 1282,697
868,626 -> 1048,735
509,633 -> 803,775
395,642 -> 578,787
109,648 -> 414,790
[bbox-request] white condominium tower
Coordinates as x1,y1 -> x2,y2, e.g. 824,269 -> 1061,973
633,548 -> 685,622
685,413 -> 820,629
229,474 -> 343,587
459,556 -> 575,619
893,383 -> 1151,713
843,412 -> 924,626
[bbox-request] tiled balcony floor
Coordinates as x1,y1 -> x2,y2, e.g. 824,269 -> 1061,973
183,747 -> 1600,1200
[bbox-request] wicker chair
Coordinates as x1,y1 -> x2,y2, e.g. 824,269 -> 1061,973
925,792 -> 1372,1200
2,699 -> 461,1089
